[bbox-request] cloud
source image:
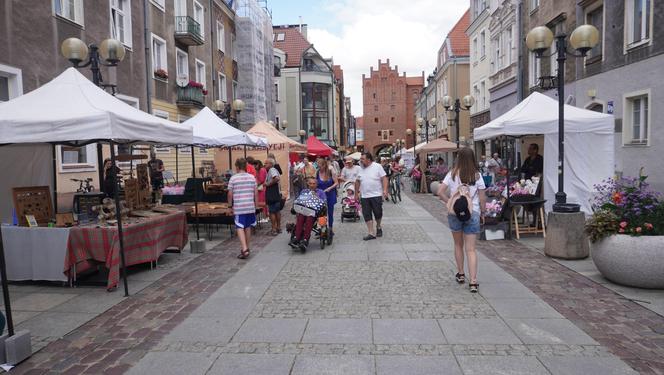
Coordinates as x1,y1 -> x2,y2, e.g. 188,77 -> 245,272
307,0 -> 469,117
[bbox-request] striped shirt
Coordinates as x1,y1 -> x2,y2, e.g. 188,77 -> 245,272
228,172 -> 257,215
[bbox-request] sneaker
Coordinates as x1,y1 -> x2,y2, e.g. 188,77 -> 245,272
288,238 -> 300,248
469,283 -> 479,293
298,239 -> 308,251
363,234 -> 376,241
376,228 -> 383,237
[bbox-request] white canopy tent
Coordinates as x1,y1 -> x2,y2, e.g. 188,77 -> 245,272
473,92 -> 614,214
185,107 -> 267,147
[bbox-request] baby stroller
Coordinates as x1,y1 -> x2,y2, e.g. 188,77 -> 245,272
286,191 -> 331,251
340,181 -> 360,222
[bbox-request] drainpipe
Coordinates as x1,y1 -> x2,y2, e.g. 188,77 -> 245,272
210,0 -> 216,103
143,0 -> 152,114
516,0 -> 524,102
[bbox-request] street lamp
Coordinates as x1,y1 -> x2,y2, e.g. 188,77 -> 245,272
214,98 -> 245,128
61,37 -> 126,186
298,129 -> 306,144
416,117 -> 438,144
281,120 -> 288,131
526,24 -> 599,213
442,94 -> 475,148
406,128 -> 415,149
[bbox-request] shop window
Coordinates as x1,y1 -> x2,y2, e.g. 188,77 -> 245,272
54,0 -> 84,25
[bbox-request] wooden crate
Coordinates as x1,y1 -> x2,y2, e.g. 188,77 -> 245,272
12,186 -> 53,227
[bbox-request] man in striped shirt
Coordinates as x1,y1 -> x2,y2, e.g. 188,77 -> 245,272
227,158 -> 258,259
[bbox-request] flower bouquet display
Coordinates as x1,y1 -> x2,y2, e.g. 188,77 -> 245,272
504,177 -> 540,203
484,199 -> 504,225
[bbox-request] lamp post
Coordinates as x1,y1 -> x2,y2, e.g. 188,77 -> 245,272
416,117 -> 438,144
281,120 -> 288,131
299,129 -> 306,144
61,37 -> 126,187
442,95 -> 475,148
214,98 -> 245,128
526,24 -> 599,213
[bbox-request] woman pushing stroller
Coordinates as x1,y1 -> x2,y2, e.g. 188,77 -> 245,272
289,177 -> 328,251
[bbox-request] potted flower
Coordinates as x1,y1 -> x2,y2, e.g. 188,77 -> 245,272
585,173 -> 664,288
154,69 -> 168,80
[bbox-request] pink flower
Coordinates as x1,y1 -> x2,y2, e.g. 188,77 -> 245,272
636,227 -> 642,233
645,223 -> 654,230
618,228 -> 625,233
619,221 -> 628,228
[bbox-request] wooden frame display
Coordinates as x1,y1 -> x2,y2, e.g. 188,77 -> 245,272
12,186 -> 53,227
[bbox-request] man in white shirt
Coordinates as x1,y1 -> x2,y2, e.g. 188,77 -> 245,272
339,157 -> 361,184
355,152 -> 389,241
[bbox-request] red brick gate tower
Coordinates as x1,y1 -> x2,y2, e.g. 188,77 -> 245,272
361,59 -> 423,156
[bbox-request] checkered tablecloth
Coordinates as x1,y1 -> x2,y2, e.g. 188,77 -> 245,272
65,212 -> 188,289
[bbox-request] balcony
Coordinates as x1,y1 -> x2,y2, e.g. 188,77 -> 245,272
176,86 -> 205,108
174,16 -> 204,46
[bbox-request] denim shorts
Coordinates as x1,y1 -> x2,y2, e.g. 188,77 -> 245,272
447,212 -> 481,234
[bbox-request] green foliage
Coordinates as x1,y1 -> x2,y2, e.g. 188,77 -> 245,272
585,209 -> 619,243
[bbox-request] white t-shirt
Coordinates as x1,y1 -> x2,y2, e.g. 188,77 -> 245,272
357,162 -> 386,198
443,171 -> 486,213
341,165 -> 361,183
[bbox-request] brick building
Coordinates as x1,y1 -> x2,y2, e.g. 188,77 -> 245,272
360,59 -> 423,155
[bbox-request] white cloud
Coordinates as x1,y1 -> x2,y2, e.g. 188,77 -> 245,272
308,0 -> 468,117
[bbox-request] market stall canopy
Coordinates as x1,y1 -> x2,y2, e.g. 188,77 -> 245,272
306,136 -> 333,157
0,68 -> 192,146
472,92 -> 615,214
184,107 -> 267,147
402,142 -> 428,155
247,121 -> 306,152
417,138 -> 461,154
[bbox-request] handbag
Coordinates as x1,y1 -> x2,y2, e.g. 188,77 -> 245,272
265,183 -> 281,204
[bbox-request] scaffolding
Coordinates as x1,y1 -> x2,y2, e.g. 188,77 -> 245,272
235,0 -> 275,129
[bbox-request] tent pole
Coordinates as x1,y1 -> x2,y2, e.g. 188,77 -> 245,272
176,146 -> 179,184
243,145 -> 247,159
110,141 -> 130,297
52,144 -> 58,215
129,145 -> 134,176
191,146 -> 200,240
228,148 -> 232,170
0,229 -> 15,337
97,143 -> 104,191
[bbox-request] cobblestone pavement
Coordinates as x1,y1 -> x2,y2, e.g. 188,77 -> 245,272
120,194 -> 637,375
407,189 -> 664,375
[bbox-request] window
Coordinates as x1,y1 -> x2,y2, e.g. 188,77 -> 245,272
274,82 -> 279,101
529,51 -> 541,87
176,48 -> 189,81
372,93 -> 376,99
153,110 -> 171,152
374,118 -> 378,123
625,92 -> 650,145
586,5 -> 603,59
199,147 -> 208,154
531,0 -> 540,11
494,36 -> 501,69
217,21 -> 225,52
390,105 -> 395,111
150,0 -> 165,11
481,81 -> 486,109
232,81 -> 238,99
480,31 -> 486,57
195,59 -> 206,87
473,85 -> 480,109
58,144 -> 97,172
193,1 -> 205,39
110,0 -> 131,47
276,33 -> 285,41
232,34 -> 238,61
382,130 -> 389,141
391,117 -> 395,123
0,64 -> 23,102
374,105 -> 379,112
626,0 -> 651,48
473,38 -> 478,61
218,73 -> 227,101
54,0 -> 84,25
505,27 -> 513,65
151,34 -> 167,77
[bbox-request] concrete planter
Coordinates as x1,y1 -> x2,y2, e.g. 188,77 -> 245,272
591,234 -> 664,289
430,181 -> 440,196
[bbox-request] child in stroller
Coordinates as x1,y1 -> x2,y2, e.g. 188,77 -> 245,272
287,177 -> 330,251
340,181 -> 361,222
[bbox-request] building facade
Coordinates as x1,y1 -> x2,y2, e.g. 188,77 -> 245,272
273,24 -> 337,145
572,0 -> 664,190
361,59 -> 423,155
333,65 -> 345,149
467,0 -> 493,134
488,0 -> 520,119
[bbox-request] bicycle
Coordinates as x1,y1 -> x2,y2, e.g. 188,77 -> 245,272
389,175 -> 401,204
70,178 -> 94,193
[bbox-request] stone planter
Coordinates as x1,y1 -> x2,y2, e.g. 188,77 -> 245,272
591,234 -> 664,289
430,181 -> 440,196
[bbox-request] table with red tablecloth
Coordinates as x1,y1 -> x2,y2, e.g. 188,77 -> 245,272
65,212 -> 188,289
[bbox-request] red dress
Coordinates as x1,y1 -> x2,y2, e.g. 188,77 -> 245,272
256,167 -> 267,214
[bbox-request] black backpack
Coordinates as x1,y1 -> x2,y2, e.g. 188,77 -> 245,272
453,194 -> 471,222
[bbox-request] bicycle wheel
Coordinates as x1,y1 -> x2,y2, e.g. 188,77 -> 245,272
390,181 -> 397,204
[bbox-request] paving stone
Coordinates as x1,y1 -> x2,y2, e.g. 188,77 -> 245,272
164,317 -> 244,344
125,351 -> 217,375
438,318 -> 522,344
373,319 -> 446,344
12,293 -> 78,312
190,296 -> 256,319
368,251 -> 408,261
477,282 -> 538,299
329,250 -> 368,262
406,251 -> 448,261
291,354 -> 374,375
233,318 -> 307,343
505,319 -> 599,345
16,312 -> 97,338
207,353 -> 295,375
486,298 -> 563,318
302,319 -> 372,344
538,356 -> 639,375
456,355 -> 550,375
376,355 -> 462,375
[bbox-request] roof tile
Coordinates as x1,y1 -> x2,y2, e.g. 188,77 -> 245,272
447,9 -> 471,57
273,26 -> 311,68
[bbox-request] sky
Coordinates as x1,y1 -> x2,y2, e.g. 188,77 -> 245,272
268,0 -> 469,117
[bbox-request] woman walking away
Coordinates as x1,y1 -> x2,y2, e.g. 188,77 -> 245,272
437,148 -> 486,293
316,158 -> 339,237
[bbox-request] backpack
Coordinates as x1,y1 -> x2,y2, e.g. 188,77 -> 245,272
447,184 -> 473,222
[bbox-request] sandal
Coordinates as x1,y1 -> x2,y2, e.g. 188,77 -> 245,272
237,249 -> 250,259
455,273 -> 466,284
469,283 -> 479,293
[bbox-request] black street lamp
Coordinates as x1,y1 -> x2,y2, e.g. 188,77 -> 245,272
416,116 -> 438,144
61,37 -> 126,186
214,99 -> 245,128
442,95 -> 475,149
526,24 -> 599,213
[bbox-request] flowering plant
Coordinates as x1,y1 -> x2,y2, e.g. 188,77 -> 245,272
485,199 -> 503,218
586,172 -> 664,242
187,80 -> 204,88
154,69 -> 168,79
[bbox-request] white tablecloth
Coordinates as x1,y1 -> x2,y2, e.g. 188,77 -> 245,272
1,226 -> 70,282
